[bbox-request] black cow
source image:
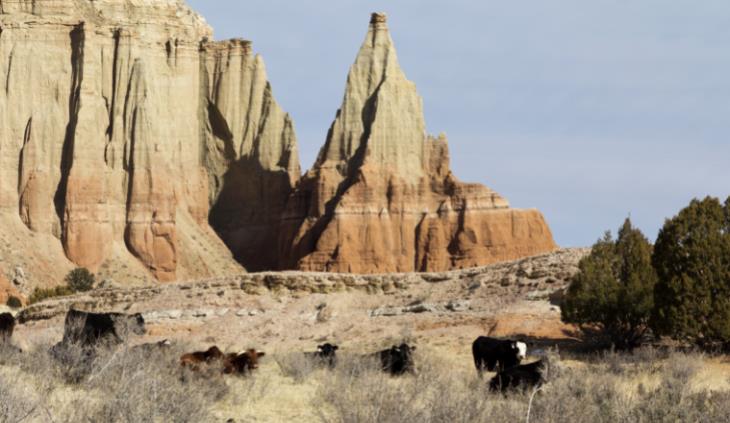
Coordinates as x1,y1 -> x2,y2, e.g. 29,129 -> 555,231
61,309 -> 146,347
0,313 -> 15,343
489,359 -> 546,393
472,336 -> 526,375
305,343 -> 339,368
50,310 -> 146,378
377,343 -> 416,375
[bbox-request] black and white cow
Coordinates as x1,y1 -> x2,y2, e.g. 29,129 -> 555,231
472,336 -> 526,375
489,359 -> 546,393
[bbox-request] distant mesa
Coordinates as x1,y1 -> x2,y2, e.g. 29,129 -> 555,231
0,2 -> 556,290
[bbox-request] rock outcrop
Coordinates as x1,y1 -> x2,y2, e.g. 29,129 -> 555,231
1,4 -> 556,285
0,0 -> 298,285
278,13 -> 557,273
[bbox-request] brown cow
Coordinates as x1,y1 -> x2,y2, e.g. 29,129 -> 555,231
222,349 -> 266,375
180,346 -> 225,371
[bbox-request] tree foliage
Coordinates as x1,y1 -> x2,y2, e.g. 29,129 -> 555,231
65,268 -> 95,293
562,219 -> 657,349
651,196 -> 730,350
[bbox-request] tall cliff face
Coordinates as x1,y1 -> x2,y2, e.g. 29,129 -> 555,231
0,0 -> 299,286
278,14 -> 557,273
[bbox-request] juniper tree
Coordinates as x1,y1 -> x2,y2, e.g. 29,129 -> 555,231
562,219 -> 657,349
652,196 -> 730,350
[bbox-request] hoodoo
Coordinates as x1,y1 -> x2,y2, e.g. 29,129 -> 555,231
278,13 -> 557,273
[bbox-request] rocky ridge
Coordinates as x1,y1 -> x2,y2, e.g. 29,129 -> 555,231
18,248 -> 588,323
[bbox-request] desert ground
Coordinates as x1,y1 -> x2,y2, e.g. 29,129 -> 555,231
3,248 -> 730,422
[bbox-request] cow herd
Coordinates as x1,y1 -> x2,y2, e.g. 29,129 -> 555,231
0,310 -> 546,392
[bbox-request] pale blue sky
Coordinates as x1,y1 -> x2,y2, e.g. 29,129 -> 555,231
188,0 -> 730,247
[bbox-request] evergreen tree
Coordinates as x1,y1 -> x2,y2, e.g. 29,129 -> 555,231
652,197 -> 730,350
562,219 -> 657,349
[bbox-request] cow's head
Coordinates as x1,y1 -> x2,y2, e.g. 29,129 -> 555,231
317,343 -> 339,357
513,341 -> 527,361
396,344 -> 416,364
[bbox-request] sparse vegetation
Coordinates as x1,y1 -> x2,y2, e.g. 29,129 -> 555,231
28,285 -> 74,305
27,268 -> 98,304
0,342 -> 729,421
562,219 -> 657,349
0,341 -> 225,422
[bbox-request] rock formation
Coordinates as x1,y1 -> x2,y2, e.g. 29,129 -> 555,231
278,13 -> 556,273
0,0 -> 298,285
0,3 -> 556,286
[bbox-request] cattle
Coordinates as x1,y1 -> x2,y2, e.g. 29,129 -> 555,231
0,313 -> 15,344
489,359 -> 546,393
222,349 -> 266,375
377,343 -> 416,375
180,346 -> 225,370
472,336 -> 526,375
61,309 -> 146,348
181,346 -> 265,376
304,343 -> 339,368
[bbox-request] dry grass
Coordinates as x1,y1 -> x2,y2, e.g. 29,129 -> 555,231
0,342 -> 225,422
1,344 -> 730,422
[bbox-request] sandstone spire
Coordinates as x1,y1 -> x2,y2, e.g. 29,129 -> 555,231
278,13 -> 557,273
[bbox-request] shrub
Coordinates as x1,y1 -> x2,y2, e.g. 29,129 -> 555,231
652,196 -> 730,350
65,268 -> 95,293
28,286 -> 74,304
561,219 -> 657,349
6,296 -> 22,309
0,342 -> 223,422
275,352 -> 318,383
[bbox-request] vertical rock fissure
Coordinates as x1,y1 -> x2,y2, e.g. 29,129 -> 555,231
17,117 -> 31,195
55,23 -> 85,227
4,45 -> 12,95
414,212 -> 428,271
105,28 -> 120,140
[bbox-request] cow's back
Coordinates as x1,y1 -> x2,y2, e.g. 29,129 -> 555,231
61,310 -> 145,347
490,360 -> 546,392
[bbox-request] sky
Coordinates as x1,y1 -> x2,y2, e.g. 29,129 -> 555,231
188,0 -> 730,247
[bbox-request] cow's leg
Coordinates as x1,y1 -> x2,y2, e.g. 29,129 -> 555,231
474,355 -> 485,375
